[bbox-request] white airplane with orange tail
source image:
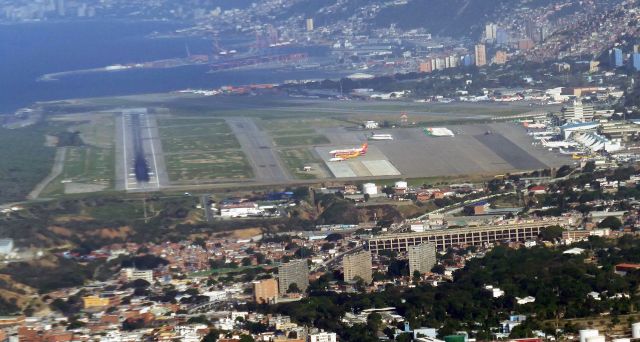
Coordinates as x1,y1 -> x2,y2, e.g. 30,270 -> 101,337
329,143 -> 368,156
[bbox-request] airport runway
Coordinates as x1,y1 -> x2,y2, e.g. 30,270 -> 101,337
114,108 -> 169,191
225,117 -> 290,182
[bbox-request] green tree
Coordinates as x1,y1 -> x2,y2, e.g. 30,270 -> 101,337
367,312 -> 383,332
431,264 -> 445,274
287,283 -> 301,294
396,333 -> 413,342
539,225 -> 564,241
598,216 -> 622,229
202,330 -> 219,342
239,335 -> 255,342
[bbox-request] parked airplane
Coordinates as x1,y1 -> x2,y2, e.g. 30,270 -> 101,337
369,133 -> 393,140
329,143 -> 368,156
329,150 -> 361,162
540,139 -> 577,148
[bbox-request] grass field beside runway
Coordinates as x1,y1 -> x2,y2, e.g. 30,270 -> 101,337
278,148 -> 329,180
41,113 -> 116,196
156,115 -> 252,182
165,151 -> 253,181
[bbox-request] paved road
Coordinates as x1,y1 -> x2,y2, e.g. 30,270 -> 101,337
28,147 -> 67,199
225,117 -> 290,182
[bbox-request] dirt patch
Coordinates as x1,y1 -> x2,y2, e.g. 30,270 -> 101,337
64,182 -> 107,194
52,215 -> 94,223
48,226 -> 73,237
89,226 -> 132,240
44,135 -> 59,147
229,227 -> 262,239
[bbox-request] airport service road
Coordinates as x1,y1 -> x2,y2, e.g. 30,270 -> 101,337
225,117 -> 290,182
114,108 -> 169,191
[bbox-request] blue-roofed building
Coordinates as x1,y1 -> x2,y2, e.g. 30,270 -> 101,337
633,53 -> 640,71
560,122 -> 600,139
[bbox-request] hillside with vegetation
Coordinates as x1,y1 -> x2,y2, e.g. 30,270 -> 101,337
0,125 -> 55,203
263,237 -> 640,341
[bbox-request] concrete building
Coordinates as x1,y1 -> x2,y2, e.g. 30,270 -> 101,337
122,268 -> 154,283
475,44 -> 486,66
0,239 -> 14,255
494,50 -> 507,65
278,259 -> 309,295
367,220 -> 570,253
485,23 -> 497,41
562,100 -> 595,122
253,278 -> 278,304
309,332 -> 337,342
518,39 -> 535,50
343,250 -> 372,283
56,0 -> 65,16
419,61 -> 433,73
82,296 -> 110,309
601,122 -> 640,142
408,243 -> 437,275
306,18 -> 314,32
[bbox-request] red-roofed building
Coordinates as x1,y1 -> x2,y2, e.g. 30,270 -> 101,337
529,186 -> 547,194
615,263 -> 640,275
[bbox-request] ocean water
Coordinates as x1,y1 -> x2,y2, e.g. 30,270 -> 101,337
0,20 -> 333,113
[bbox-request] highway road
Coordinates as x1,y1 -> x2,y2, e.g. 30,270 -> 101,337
225,117 -> 290,182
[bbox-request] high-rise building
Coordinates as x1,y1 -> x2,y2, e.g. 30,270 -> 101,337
496,28 -> 508,45
562,100 -> 595,122
419,60 -> 433,73
306,18 -> 314,32
475,44 -> 486,67
463,54 -> 473,67
56,0 -> 65,16
611,48 -> 623,67
253,278 -> 278,304
525,19 -> 540,42
494,50 -> 507,65
408,242 -> 437,276
485,23 -> 497,41
633,53 -> 640,71
343,250 -> 372,283
278,259 -> 309,295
